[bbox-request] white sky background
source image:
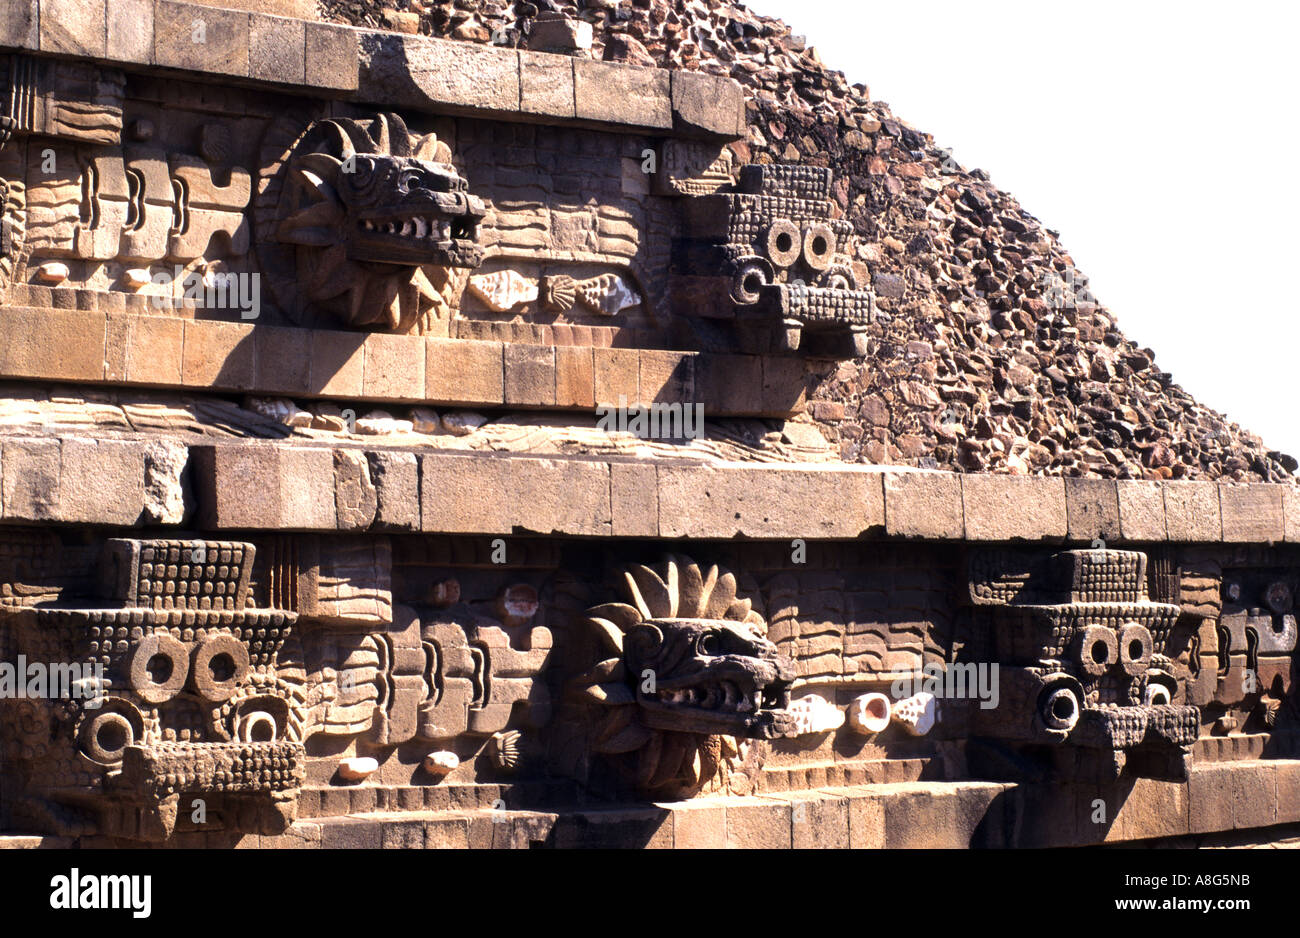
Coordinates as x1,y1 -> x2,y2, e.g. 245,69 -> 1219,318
753,0 -> 1300,465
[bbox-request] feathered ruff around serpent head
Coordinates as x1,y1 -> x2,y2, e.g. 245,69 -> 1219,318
571,555 -> 797,798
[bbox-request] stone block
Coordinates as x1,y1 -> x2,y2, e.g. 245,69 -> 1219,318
123,315 -> 185,385
785,792 -> 848,849
960,475 -> 1067,542
309,329 -> 365,397
58,438 -> 145,526
1275,761 -> 1300,825
359,32 -> 518,114
1116,479 -> 1166,542
426,338 -> 503,405
695,353 -> 762,414
254,325 -> 310,395
194,444 -> 274,529
380,819 -> 425,850
1187,762 -> 1236,835
424,817 -> 470,849
0,1 -> 38,49
638,349 -> 693,406
667,798 -> 727,849
107,0 -> 154,64
421,453 -> 610,536
1,439 -> 60,522
553,808 -> 672,849
278,447 -> 336,529
725,798 -> 791,849
1230,760 -> 1277,831
1219,482 -> 1284,543
155,1 -> 249,77
364,333 -> 423,401
574,60 -> 671,129
504,343 -> 556,406
671,69 -> 745,138
250,13 -> 305,85
593,347 -> 639,406
181,320 -> 256,390
368,451 -> 419,532
1105,777 -> 1189,842
318,818 -> 382,850
305,22 -> 358,91
1065,477 -> 1120,543
611,461 -> 656,537
555,345 -> 594,408
658,464 -> 883,538
527,13 -> 591,54
0,308 -> 106,382
884,471 -> 963,539
519,49 -> 575,119
878,781 -> 1006,848
1285,487 -> 1300,543
333,449 -> 377,530
40,0 -> 107,58
762,355 -> 808,415
1162,481 -> 1222,542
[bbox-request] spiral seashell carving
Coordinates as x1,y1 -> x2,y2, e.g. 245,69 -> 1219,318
540,274 -> 576,312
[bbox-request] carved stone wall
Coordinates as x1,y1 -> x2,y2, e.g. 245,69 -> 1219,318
0,3 -> 1297,852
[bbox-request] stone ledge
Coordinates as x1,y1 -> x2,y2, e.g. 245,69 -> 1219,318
44,760 -> 1299,847
1,430 -> 1296,543
0,309 -> 805,416
1,2 -> 744,138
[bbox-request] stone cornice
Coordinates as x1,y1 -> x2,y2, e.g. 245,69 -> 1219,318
1,432 -> 1296,543
0,0 -> 744,138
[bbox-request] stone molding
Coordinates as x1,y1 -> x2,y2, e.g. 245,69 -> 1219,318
0,306 -> 807,416
0,1 -> 744,138
6,757 -> 1300,847
1,433 -> 1296,543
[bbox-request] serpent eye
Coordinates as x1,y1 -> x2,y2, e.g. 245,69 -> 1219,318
399,169 -> 425,192
338,155 -> 374,192
697,632 -> 722,656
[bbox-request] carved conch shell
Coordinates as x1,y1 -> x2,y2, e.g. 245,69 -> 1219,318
423,751 -> 459,776
890,692 -> 936,736
491,730 -> 521,770
847,693 -> 891,735
784,694 -> 844,736
468,269 -> 538,312
338,756 -> 378,782
575,272 -> 639,315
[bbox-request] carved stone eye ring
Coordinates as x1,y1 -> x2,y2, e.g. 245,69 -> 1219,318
1118,623 -> 1153,677
190,635 -> 250,703
697,632 -> 722,657
802,222 -> 837,271
129,633 -> 190,704
1076,624 -> 1118,677
350,155 -> 376,187
1038,681 -> 1081,732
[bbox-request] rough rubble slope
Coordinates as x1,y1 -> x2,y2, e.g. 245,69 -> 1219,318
321,0 -> 1295,482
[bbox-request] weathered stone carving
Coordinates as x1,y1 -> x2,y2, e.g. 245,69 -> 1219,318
258,111 -> 485,331
967,547 -> 1199,779
467,268 -> 642,315
0,55 -> 124,146
0,538 -> 304,841
675,163 -> 875,357
572,556 -> 795,797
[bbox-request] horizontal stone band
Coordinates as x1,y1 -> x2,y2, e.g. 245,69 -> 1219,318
1,433 -> 1296,543
0,0 -> 744,138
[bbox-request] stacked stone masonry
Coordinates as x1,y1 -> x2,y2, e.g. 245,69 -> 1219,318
0,1 -> 1297,850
